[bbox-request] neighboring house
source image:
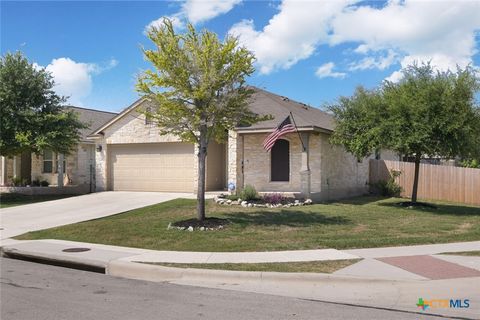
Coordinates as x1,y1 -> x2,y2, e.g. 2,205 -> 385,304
0,107 -> 117,193
88,87 -> 397,201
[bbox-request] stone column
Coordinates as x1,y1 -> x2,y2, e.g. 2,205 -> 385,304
1,156 -> 7,186
13,155 -> 18,178
300,132 -> 311,198
57,153 -> 64,188
227,130 -> 243,193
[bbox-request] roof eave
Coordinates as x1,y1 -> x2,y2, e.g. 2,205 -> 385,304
235,126 -> 333,134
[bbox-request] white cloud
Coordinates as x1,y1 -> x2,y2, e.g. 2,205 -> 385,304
315,62 -> 346,79
331,0 -> 480,77
229,0 -> 352,74
145,14 -> 185,33
183,0 -> 242,24
36,58 -> 118,105
228,0 -> 480,79
145,0 -> 242,33
349,50 -> 397,71
229,0 -> 348,74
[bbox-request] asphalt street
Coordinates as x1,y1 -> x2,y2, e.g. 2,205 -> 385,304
0,258 -> 446,320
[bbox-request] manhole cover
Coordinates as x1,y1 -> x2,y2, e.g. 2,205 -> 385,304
62,248 -> 91,253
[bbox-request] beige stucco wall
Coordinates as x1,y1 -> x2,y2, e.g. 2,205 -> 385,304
206,141 -> 226,191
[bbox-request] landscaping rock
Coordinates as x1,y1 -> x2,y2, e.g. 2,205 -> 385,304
241,201 -> 248,207
200,227 -> 205,231
167,223 -> 173,230
226,199 -> 232,205
187,226 -> 194,232
247,203 -> 253,207
304,199 -> 313,205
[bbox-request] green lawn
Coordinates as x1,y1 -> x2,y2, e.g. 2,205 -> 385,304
16,196 -> 480,251
147,259 -> 361,273
0,193 -> 74,209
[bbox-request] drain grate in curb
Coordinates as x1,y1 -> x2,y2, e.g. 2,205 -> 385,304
62,248 -> 91,253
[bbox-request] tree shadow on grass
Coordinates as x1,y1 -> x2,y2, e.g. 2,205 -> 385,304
377,201 -> 480,216
323,195 -> 388,206
224,210 -> 352,227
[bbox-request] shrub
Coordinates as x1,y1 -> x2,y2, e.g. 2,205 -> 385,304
372,170 -> 402,197
11,177 -> 23,187
31,179 -> 41,187
461,159 -> 480,168
263,193 -> 285,205
225,194 -> 240,201
40,180 -> 50,187
239,184 -> 258,201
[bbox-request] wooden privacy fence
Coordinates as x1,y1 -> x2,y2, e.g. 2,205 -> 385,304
369,159 -> 480,206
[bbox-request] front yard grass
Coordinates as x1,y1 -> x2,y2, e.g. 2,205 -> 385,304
147,259 -> 361,273
16,196 -> 480,251
0,193 -> 74,209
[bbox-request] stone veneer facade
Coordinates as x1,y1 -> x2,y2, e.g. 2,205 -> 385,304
1,143 -> 94,192
93,105 -> 223,192
227,130 -> 378,201
94,108 -> 186,191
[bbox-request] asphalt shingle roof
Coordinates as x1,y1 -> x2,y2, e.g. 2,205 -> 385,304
237,87 -> 334,132
67,106 -> 117,140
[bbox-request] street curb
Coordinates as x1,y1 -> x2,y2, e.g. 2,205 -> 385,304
106,259 -> 409,284
1,246 -> 105,273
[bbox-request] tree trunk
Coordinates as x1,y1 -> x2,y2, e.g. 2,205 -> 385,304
196,130 -> 207,221
411,154 -> 421,204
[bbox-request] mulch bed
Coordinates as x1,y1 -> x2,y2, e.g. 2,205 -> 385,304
397,201 -> 437,209
171,217 -> 230,229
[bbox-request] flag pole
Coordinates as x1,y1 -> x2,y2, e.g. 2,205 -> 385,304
289,112 -> 306,151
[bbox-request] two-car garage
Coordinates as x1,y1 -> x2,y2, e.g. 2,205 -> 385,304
108,143 -> 195,192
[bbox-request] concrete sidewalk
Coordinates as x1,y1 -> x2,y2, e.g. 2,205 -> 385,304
0,191 -> 196,239
2,239 -> 479,319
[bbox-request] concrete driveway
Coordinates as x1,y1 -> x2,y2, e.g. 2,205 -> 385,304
0,191 -> 195,240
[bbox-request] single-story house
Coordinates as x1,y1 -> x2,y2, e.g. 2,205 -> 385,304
1,87 -> 397,200
0,107 -> 117,193
86,87 -> 396,200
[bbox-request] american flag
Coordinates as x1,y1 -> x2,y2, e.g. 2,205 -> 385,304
263,116 -> 296,151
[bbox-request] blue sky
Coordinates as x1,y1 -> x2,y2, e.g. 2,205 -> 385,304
2,0 -> 479,112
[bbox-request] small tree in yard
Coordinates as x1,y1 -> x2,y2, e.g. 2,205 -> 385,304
0,52 -> 86,157
330,63 -> 480,204
137,19 -> 266,221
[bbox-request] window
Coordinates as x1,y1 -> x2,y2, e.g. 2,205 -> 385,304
271,139 -> 290,181
145,107 -> 154,125
43,150 -> 53,173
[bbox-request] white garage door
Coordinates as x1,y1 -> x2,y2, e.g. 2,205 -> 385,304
109,143 -> 194,192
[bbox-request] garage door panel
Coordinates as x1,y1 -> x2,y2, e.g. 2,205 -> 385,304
109,143 -> 194,192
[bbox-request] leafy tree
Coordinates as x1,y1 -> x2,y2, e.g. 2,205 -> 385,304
330,63 -> 480,204
137,19 -> 266,221
0,52 -> 86,156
